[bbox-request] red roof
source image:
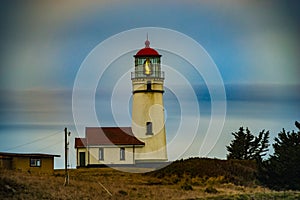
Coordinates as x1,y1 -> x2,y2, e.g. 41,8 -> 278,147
135,47 -> 160,57
74,138 -> 87,148
135,39 -> 160,57
75,127 -> 144,148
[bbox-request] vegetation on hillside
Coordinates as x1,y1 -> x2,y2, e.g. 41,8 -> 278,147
147,158 -> 258,187
259,127 -> 300,190
1,168 -> 300,200
148,122 -> 300,192
227,122 -> 300,190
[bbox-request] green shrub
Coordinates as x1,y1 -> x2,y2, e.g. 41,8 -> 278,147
235,194 -> 249,200
181,182 -> 193,190
118,190 -> 128,195
204,186 -> 218,194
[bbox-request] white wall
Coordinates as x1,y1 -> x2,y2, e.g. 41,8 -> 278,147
77,146 -> 138,165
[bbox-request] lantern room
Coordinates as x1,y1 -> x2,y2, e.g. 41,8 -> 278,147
132,38 -> 164,80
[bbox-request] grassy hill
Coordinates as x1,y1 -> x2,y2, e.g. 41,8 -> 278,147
1,158 -> 299,199
147,157 -> 258,186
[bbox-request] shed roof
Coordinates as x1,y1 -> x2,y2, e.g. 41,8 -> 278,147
0,152 -> 60,158
75,127 -> 145,148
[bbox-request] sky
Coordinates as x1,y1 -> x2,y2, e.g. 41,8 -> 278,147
0,0 -> 299,169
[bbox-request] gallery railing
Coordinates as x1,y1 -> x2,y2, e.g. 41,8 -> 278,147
131,71 -> 165,79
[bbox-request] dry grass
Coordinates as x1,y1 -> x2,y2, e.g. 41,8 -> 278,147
1,168 -> 299,200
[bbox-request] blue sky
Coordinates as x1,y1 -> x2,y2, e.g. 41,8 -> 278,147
0,1 -> 299,168
1,1 -> 300,88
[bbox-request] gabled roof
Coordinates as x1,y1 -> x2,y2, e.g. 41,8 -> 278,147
75,127 -> 145,148
75,138 -> 87,148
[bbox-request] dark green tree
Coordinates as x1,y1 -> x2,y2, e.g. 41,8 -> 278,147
226,127 -> 270,160
261,122 -> 300,190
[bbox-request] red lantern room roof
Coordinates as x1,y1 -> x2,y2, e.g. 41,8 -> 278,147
135,38 -> 160,57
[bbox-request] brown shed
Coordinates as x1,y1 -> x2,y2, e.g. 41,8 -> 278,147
0,152 -> 60,173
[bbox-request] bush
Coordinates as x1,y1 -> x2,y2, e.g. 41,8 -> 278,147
118,190 -> 128,195
181,183 -> 193,190
204,186 -> 218,194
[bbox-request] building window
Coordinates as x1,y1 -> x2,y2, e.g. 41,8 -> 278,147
120,148 -> 125,160
99,148 -> 104,160
30,158 -> 41,167
146,122 -> 153,135
147,81 -> 151,91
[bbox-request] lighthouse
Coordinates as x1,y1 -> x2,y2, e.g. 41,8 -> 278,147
131,38 -> 168,162
74,38 -> 168,168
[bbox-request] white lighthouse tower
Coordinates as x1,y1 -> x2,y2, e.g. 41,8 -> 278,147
131,38 -> 168,163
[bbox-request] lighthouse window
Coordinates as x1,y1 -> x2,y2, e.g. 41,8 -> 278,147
147,81 -> 151,90
146,122 -> 153,135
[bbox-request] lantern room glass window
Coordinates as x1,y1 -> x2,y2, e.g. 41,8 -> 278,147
143,58 -> 152,75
